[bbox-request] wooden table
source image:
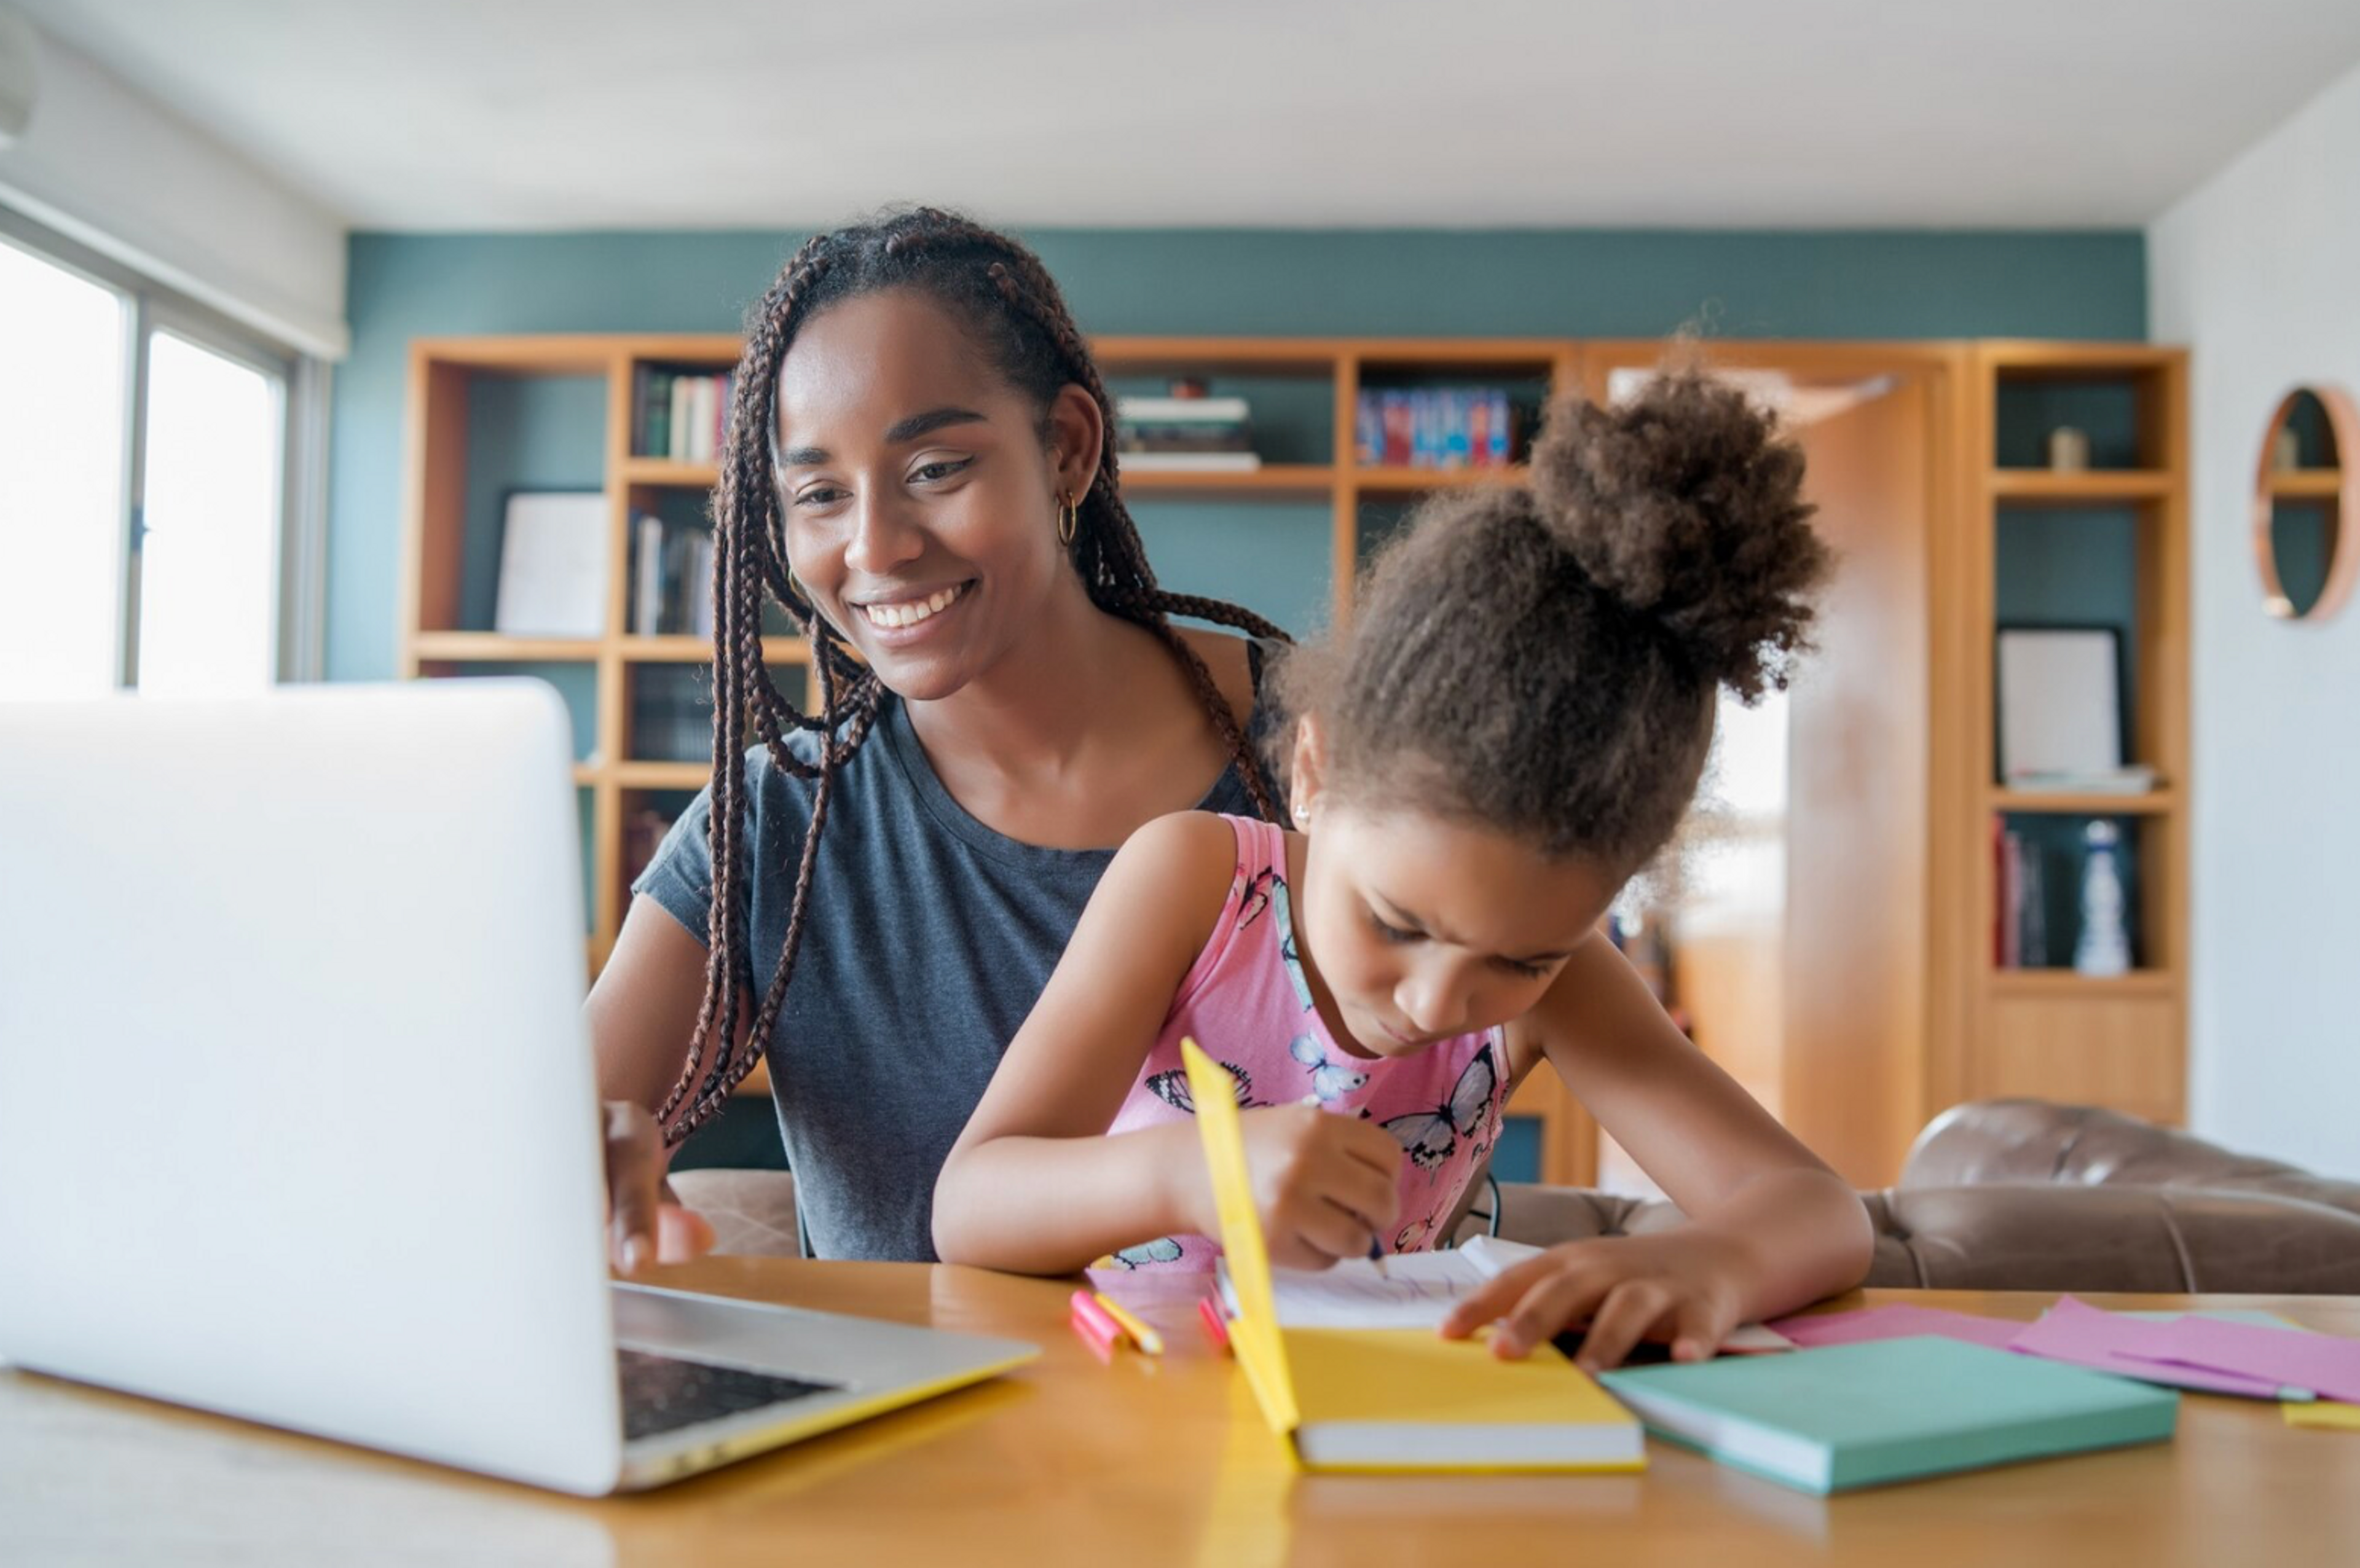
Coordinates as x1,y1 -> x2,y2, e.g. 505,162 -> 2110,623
4,1266 -> 2358,1567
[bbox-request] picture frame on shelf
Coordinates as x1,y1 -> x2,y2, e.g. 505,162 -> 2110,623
1995,624 -> 2128,785
493,489 -> 608,638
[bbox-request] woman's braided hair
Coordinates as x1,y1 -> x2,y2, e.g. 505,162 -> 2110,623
656,206 -> 1289,1145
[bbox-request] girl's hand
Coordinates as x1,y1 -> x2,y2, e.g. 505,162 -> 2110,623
1226,1102 -> 1402,1270
1439,1229 -> 1755,1368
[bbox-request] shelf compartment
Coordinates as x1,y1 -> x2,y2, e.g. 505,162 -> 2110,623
1989,356 -> 2169,472
1992,811 -> 2165,975
409,367 -> 608,635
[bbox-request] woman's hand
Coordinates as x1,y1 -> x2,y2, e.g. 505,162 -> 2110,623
1221,1102 -> 1402,1270
1439,1229 -> 1755,1368
604,1100 -> 717,1274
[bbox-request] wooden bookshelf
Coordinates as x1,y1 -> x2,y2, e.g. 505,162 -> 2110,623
401,333 -> 2189,1169
1965,343 -> 2190,1129
399,334 -> 1586,1158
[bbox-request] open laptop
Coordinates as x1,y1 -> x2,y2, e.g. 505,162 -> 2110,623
0,680 -> 1037,1494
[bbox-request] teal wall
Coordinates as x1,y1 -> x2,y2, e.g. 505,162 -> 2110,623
329,227 -> 2147,679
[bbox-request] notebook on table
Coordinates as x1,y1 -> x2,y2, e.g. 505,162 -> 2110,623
1179,1038 -> 1642,1473
1219,1237 -> 1794,1355
1599,1335 -> 2178,1494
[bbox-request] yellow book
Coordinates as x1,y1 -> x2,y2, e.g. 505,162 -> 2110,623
1180,1038 -> 1643,1473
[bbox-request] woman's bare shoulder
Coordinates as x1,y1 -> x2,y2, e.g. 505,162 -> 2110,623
1173,625 -> 1261,719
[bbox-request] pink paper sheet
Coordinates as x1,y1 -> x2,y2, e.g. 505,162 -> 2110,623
1769,1303 -> 2025,1351
2124,1314 -> 2360,1403
2006,1296 -> 2286,1399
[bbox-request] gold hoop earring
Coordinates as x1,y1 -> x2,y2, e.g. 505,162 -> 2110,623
1057,491 -> 1079,547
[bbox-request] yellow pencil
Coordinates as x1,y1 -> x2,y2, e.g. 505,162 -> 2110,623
1090,1291 -> 1165,1355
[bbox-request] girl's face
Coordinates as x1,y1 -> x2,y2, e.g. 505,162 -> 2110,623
772,288 -> 1101,702
1289,731 -> 1619,1060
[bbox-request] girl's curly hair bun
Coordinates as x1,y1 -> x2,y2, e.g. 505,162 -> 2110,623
1528,370 -> 1830,702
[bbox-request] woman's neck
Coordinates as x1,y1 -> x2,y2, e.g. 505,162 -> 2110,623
903,576 -> 1170,790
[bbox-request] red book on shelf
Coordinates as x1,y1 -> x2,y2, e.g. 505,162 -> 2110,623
1992,817 -> 2005,966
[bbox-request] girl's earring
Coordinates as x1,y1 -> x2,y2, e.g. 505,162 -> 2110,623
1292,804 -> 1310,824
1057,491 -> 1079,547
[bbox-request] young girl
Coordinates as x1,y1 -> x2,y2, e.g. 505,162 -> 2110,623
935,370 -> 1875,1369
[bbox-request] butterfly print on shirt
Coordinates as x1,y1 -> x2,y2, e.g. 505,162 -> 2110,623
1289,1033 -> 1369,1103
1363,1043 -> 1500,1172
1146,1060 -> 1259,1115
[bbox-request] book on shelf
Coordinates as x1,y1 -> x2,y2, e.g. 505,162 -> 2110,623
1119,451 -> 1264,472
629,512 -> 716,638
635,674 -> 715,765
1994,823 -> 2051,970
1114,393 -> 1260,470
1356,388 -> 1515,470
632,367 -> 734,462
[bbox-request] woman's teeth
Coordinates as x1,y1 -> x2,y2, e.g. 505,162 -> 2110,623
860,584 -> 965,630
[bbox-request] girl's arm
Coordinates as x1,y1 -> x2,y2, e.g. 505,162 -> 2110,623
1448,933 -> 1873,1364
935,812 -> 1400,1274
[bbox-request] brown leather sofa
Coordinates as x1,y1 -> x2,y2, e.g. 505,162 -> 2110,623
668,1099 -> 2360,1293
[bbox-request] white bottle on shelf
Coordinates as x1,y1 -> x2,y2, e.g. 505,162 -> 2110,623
2074,820 -> 2132,977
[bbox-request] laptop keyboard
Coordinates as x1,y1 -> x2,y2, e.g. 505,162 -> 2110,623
616,1347 -> 841,1443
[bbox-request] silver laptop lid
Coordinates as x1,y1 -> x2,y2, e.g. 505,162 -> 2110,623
0,681 -> 624,1492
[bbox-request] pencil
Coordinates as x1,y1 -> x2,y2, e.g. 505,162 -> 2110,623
1091,1291 -> 1165,1355
1069,1298 -> 1122,1357
1069,1288 -> 1128,1352
1197,1295 -> 1232,1355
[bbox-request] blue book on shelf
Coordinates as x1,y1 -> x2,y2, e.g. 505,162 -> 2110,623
1598,1336 -> 2177,1494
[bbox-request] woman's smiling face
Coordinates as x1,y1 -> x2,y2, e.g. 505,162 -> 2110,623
772,287 -> 1100,702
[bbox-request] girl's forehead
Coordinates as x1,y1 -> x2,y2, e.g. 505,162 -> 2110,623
1319,806 -> 1615,950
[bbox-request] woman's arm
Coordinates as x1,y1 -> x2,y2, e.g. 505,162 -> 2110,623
581,895 -> 751,1271
934,812 -> 1401,1274
1447,933 -> 1873,1363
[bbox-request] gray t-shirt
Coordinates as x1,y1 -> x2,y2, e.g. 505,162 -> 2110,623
632,651 -> 1272,1261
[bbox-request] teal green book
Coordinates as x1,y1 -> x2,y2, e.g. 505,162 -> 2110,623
1598,1336 -> 2177,1494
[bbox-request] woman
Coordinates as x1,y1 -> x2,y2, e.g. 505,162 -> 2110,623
589,208 -> 1287,1264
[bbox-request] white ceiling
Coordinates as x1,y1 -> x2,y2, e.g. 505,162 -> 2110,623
23,0 -> 2360,231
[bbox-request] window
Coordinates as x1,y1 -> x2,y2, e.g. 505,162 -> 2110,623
0,232 -> 126,698
0,211 -> 315,698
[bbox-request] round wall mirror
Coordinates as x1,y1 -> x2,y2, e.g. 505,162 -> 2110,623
2252,384 -> 2359,622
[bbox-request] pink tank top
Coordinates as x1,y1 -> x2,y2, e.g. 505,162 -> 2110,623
1101,813 -> 1509,1272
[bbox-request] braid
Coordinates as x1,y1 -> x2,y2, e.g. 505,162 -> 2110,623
970,251 -> 1288,819
658,206 -> 1289,1146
